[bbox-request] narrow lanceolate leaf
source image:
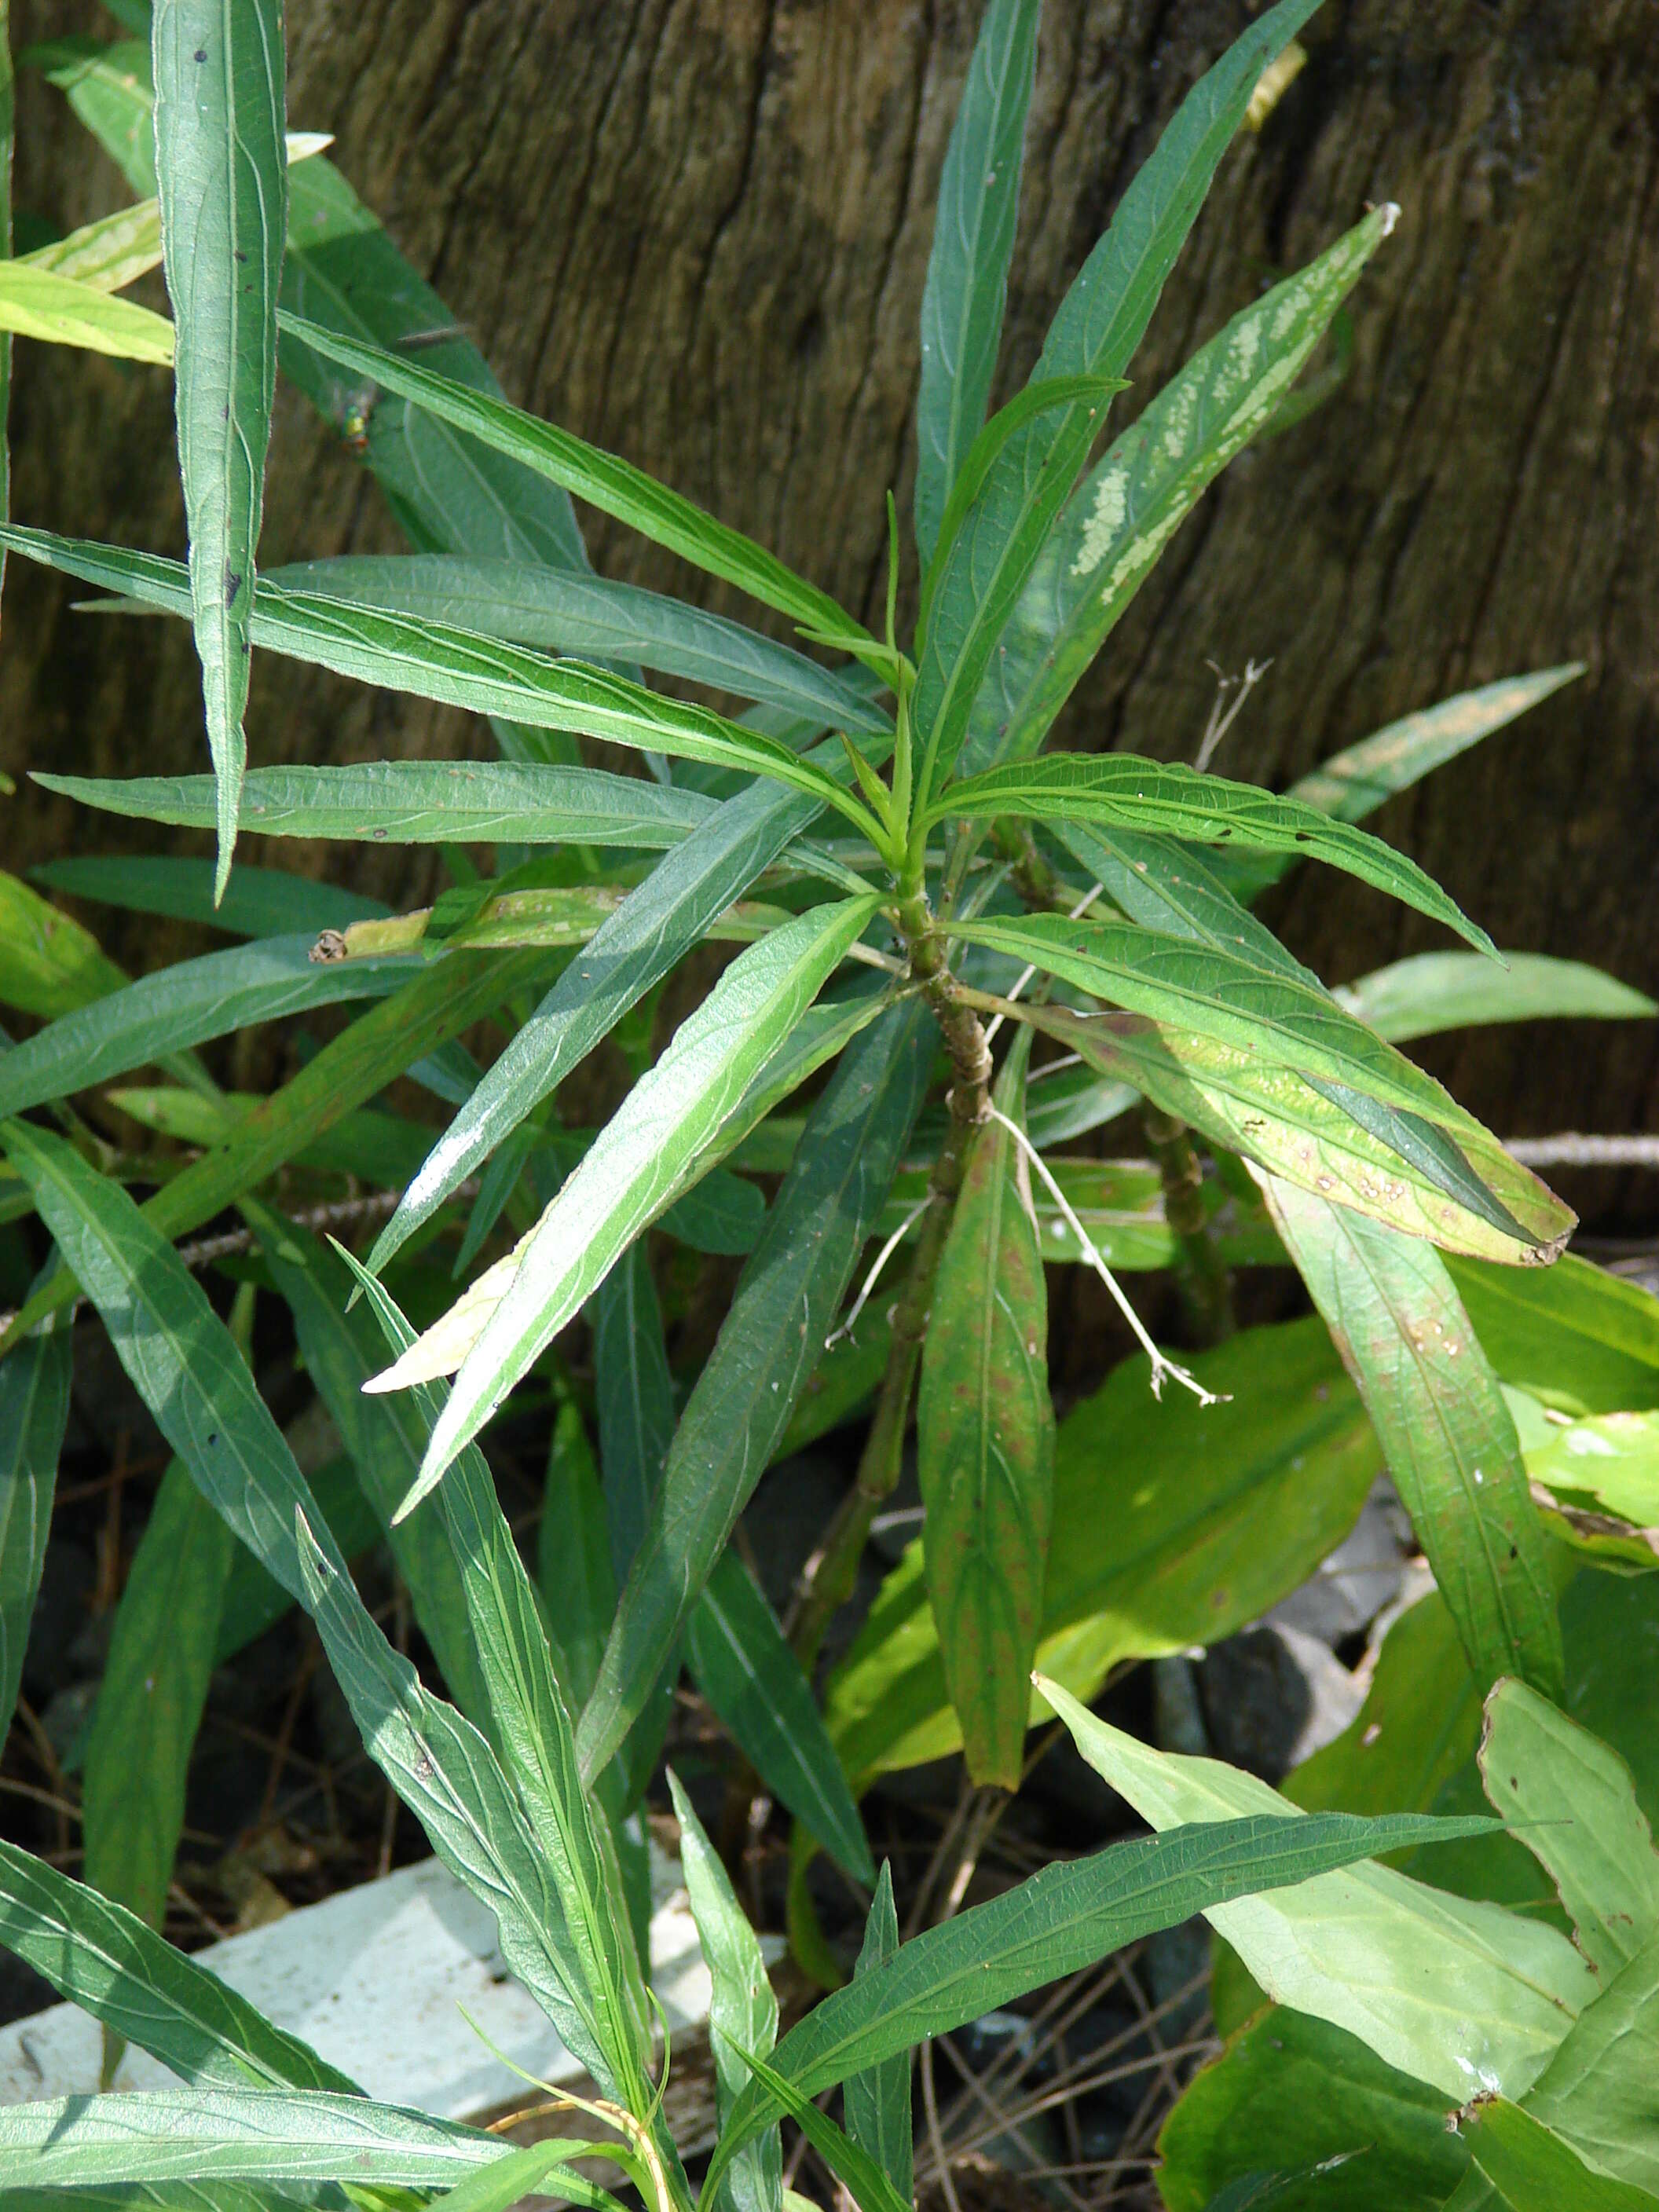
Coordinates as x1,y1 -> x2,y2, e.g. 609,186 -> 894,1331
276,309 -> 876,650
687,1550 -> 873,1886
913,0 -> 1041,566
0,0 -> 11,626
35,759 -> 716,848
1456,2100 -> 1657,2212
0,867 -> 129,1018
0,1269 -> 71,1731
82,1459 -> 233,1933
707,1807 -> 1504,2181
0,1833 -> 355,2091
910,0 -> 1320,800
1336,951 -> 1656,1042
1030,1002 -> 1573,1265
725,2044 -> 910,2212
0,528 -> 880,835
0,936 -> 418,1119
932,753 -> 1496,955
0,260 -> 174,358
35,854 -> 391,939
578,1004 -> 935,1783
0,1122 -> 623,2090
0,2087 -> 513,2192
1049,819 -> 1313,981
917,1031 -> 1053,1789
336,1254 -> 655,2114
368,786 -> 822,1276
373,898 -> 881,1497
1036,1677 -> 1595,2101
668,1774 -> 783,2212
266,555 -> 892,735
152,0 -> 288,898
1478,1678 -> 1659,1979
964,207 -> 1395,773
843,1866 -> 912,2205
1262,1177 -> 1563,1701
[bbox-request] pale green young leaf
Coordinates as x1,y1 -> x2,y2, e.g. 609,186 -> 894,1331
0,1833 -> 357,2090
27,35 -> 158,192
1521,1405 -> 1659,1530
843,1864 -> 912,2204
82,1458 -> 233,1933
577,1003 -> 935,1783
35,758 -> 713,849
279,309 -> 875,648
34,855 -> 390,939
153,0 -> 288,898
0,526 -> 882,836
910,0 -> 1320,800
969,210 -> 1394,775
373,897 -> 881,1494
1336,951 -> 1656,1042
1522,1934 -> 1659,2193
914,0 -> 1041,567
932,752 -> 1496,955
918,1028 -> 1053,1788
1479,1679 -> 1659,1979
0,1119 -> 623,2089
668,1771 -> 782,2212
0,1269 -> 71,1733
0,258 -> 174,357
0,867 -> 130,1018
687,1550 -> 874,1886
1035,1674 -> 1595,2100
0,936 -> 419,1120
1262,1179 -> 1563,1701
266,554 -> 891,734
1456,2098 -> 1657,2212
1446,1252 -> 1659,1416
419,2139 -> 631,2212
709,1806 -> 1505,2181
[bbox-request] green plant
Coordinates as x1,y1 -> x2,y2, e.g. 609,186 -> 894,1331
0,0 -> 1655,2205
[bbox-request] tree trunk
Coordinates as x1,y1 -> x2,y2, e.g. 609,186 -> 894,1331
4,0 -> 1657,1221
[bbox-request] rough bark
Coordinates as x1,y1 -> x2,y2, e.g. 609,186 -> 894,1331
3,0 -> 1657,1217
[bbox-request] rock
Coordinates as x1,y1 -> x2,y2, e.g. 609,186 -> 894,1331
1199,1623 -> 1367,1783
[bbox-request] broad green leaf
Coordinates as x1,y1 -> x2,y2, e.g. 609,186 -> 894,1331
910,0 -> 1320,799
242,1204 -> 490,1723
969,207 -> 1394,772
0,935 -> 419,1119
917,1029 -> 1053,1787
913,0 -> 1040,567
0,2087 -> 512,2192
37,756 -> 715,848
1049,819 -> 1313,980
1156,2005 -> 1467,2212
668,1772 -> 782,2212
334,1252 -> 656,2114
1479,1678 -> 1659,1979
376,897 -> 881,1492
153,0 -> 289,898
932,752 -> 1496,955
1522,1407 -> 1659,1533
830,1317 -> 1378,1785
34,855 -> 390,938
277,309 -> 875,650
724,2041 -> 908,2212
0,947 -> 555,1359
1447,1253 -> 1659,1416
266,554 -> 892,735
0,868 -> 129,1017
709,1807 -> 1504,2180
1337,951 -> 1655,1042
0,258 -> 173,357
687,1549 -> 873,1886
1036,1674 -> 1597,2099
1262,1177 -> 1563,1700
0,1288 -> 68,1753
1456,2098 -> 1657,2212
83,1457 -> 233,1932
27,35 -> 158,192
843,1864 -> 912,2205
0,528 -> 881,835
1032,1001 -> 1573,1265
1523,1934 -> 1659,2192
1,1119 -> 623,2089
577,1003 -> 935,1783
0,1833 -> 356,2090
